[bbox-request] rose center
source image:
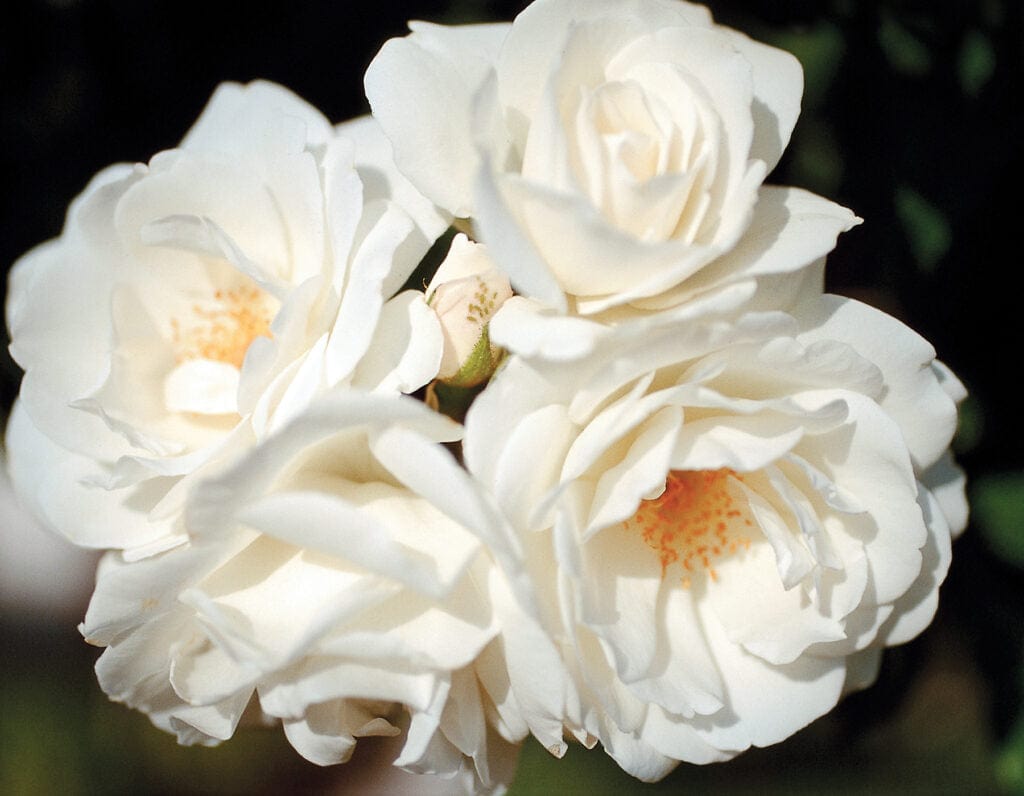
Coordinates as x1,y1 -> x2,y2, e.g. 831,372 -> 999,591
170,285 -> 273,369
592,81 -> 666,183
626,469 -> 754,586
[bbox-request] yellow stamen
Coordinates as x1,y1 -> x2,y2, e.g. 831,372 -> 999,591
626,469 -> 753,584
170,285 -> 272,368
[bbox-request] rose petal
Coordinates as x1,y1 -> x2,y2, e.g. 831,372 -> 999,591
365,21 -> 511,217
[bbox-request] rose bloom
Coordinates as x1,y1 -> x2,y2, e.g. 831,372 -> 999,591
4,80 -> 560,792
463,288 -> 966,779
5,80 -> 446,559
366,0 -> 858,317
74,392 -> 533,791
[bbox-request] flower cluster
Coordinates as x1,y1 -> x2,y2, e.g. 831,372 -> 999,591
4,1 -> 966,792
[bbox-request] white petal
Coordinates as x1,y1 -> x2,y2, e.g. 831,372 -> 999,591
173,82 -> 331,280
259,335 -> 329,436
259,659 -> 439,719
598,719 -> 679,783
93,606 -> 189,706
489,403 -> 575,534
671,414 -> 806,473
876,483 -> 953,646
489,568 -> 573,756
9,192 -> 139,460
694,599 -> 846,750
124,169 -> 289,295
170,632 -> 261,705
560,372 -> 659,482
489,174 -> 715,305
80,534 -> 253,644
326,200 -> 415,386
5,402 -> 177,551
238,276 -> 326,417
337,114 -> 450,264
719,27 -> 803,172
497,0 -> 711,131
586,406 -> 681,534
163,359 -> 239,415
919,450 -> 969,538
489,297 -> 609,361
352,291 -> 444,394
235,488 -> 475,600
613,25 -> 757,206
797,391 -> 925,604
181,80 -> 333,155
365,21 -> 511,217
464,355 -> 555,489
320,135 -> 364,289
707,532 -> 847,665
169,691 -> 253,742
578,525 -> 663,683
319,575 -> 496,671
370,423 -> 525,584
640,705 -> 731,765
283,701 -> 399,766
797,295 -> 958,471
474,147 -> 567,312
628,585 -> 725,718
188,392 -> 461,536
715,187 -> 859,278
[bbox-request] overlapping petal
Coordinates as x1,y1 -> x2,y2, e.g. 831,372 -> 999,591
367,0 -> 858,318
76,393 -> 527,792
5,80 -> 444,558
464,292 -> 964,773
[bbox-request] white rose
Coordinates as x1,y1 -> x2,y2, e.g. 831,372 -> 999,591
366,0 -> 859,316
426,234 -> 512,387
463,293 -> 966,779
75,392 -> 527,793
5,81 -> 446,559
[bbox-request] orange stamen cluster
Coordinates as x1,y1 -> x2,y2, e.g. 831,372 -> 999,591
626,469 -> 754,586
170,286 -> 273,368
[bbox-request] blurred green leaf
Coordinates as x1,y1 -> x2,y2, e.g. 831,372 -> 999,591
996,709 -> 1024,794
789,119 -> 843,196
972,472 -> 1024,568
511,741 -> 633,795
879,12 -> 932,77
0,678 -> 88,795
894,186 -> 952,273
959,29 -> 997,97
767,22 -> 844,108
954,393 -> 984,455
0,632 -> 330,794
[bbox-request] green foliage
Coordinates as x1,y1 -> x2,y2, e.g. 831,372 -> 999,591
894,186 -> 952,274
0,637 -> 314,794
973,472 -> 1024,568
998,710 -> 1024,795
878,11 -> 932,77
768,22 -> 845,108
789,121 -> 844,197
959,29 -> 997,97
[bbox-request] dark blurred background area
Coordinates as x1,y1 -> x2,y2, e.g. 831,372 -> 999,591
2,0 -> 1022,793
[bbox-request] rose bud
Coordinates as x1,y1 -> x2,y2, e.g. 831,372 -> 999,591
426,234 -> 513,387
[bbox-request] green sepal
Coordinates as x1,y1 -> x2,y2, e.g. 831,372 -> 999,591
442,326 -> 501,389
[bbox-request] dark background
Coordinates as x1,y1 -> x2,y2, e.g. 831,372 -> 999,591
2,1 -> 1022,792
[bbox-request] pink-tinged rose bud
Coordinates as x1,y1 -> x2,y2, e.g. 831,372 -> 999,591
426,234 -> 513,387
